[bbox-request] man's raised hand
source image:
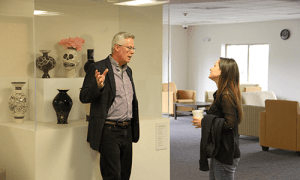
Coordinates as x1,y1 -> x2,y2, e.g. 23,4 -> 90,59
95,69 -> 108,88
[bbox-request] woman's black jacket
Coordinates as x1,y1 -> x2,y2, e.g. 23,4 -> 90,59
199,91 -> 240,171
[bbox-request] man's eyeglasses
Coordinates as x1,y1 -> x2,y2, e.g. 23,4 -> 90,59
118,44 -> 136,52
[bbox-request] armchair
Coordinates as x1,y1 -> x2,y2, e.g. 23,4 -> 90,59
260,100 -> 300,156
239,91 -> 276,137
162,82 -> 196,115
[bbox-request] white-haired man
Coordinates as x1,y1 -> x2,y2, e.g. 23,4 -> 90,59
80,32 -> 139,180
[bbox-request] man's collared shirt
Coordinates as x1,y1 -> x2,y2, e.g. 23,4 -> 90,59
106,55 -> 133,121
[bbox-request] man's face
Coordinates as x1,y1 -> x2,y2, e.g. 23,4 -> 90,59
117,38 -> 135,65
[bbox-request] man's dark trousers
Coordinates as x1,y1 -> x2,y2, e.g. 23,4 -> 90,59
99,123 -> 133,180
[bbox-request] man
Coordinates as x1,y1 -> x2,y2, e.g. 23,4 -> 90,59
80,32 -> 139,180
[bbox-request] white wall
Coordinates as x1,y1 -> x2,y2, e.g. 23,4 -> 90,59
162,24 -> 170,84
169,25 -> 189,90
170,19 -> 300,102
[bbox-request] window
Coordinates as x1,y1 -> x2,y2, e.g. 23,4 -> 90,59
221,44 -> 269,90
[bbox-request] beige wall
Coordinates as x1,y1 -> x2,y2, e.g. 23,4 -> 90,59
34,1 -> 120,78
0,0 -> 34,77
119,6 -> 163,117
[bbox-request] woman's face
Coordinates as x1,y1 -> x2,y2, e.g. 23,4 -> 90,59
209,59 -> 221,81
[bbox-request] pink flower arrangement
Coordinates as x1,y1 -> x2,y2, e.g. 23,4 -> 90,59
58,37 -> 85,51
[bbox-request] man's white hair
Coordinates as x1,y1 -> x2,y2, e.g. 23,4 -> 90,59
111,32 -> 135,54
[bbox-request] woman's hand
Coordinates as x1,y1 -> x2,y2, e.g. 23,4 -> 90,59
191,117 -> 202,128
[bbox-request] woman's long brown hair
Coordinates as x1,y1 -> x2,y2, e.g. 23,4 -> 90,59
215,57 -> 243,124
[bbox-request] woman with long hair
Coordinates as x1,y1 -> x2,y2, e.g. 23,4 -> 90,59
192,57 -> 243,180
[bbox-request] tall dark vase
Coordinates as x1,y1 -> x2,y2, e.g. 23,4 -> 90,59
52,89 -> 73,124
83,49 -> 94,121
36,50 -> 56,78
84,49 -> 95,72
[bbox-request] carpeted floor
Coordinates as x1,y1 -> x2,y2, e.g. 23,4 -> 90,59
169,115 -> 300,180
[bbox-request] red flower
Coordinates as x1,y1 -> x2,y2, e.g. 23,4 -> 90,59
58,37 -> 85,51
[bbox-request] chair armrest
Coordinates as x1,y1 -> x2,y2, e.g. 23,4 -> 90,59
177,90 -> 196,101
297,114 -> 300,151
162,92 -> 174,114
173,92 -> 177,103
259,111 -> 267,146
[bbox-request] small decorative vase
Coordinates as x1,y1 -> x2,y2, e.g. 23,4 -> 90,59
36,50 -> 56,78
8,82 -> 28,124
62,47 -> 80,78
84,49 -> 95,73
52,89 -> 73,124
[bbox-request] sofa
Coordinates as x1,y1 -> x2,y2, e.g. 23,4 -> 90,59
260,100 -> 300,156
205,84 -> 261,102
205,84 -> 261,110
239,91 -> 277,137
162,82 -> 196,115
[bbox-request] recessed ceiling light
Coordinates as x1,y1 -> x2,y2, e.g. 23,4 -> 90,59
34,10 -> 62,16
114,0 -> 169,6
189,6 -> 228,10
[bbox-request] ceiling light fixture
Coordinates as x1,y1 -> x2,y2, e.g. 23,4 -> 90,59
189,6 -> 228,10
34,10 -> 62,16
114,0 -> 169,6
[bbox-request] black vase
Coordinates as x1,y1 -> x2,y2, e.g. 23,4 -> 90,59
84,49 -> 95,72
36,50 -> 56,78
52,89 -> 73,124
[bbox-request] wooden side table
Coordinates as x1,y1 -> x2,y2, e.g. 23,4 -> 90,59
174,101 -> 211,120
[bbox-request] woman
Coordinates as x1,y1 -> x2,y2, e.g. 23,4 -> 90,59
192,57 -> 243,180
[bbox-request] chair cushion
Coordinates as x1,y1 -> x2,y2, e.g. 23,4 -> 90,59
256,91 -> 277,106
178,90 -> 194,99
177,99 -> 194,103
205,91 -> 215,102
244,87 -> 262,92
241,92 -> 260,106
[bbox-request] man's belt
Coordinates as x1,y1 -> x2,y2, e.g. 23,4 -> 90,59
105,120 -> 131,128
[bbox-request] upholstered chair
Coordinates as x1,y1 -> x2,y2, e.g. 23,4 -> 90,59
260,100 -> 300,156
239,91 -> 277,137
162,82 -> 196,115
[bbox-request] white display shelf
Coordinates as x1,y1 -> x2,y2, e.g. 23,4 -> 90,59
0,120 -> 88,131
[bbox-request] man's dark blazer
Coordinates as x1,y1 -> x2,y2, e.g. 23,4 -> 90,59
80,56 -> 140,151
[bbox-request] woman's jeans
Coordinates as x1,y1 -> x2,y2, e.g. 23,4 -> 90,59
209,158 -> 240,180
